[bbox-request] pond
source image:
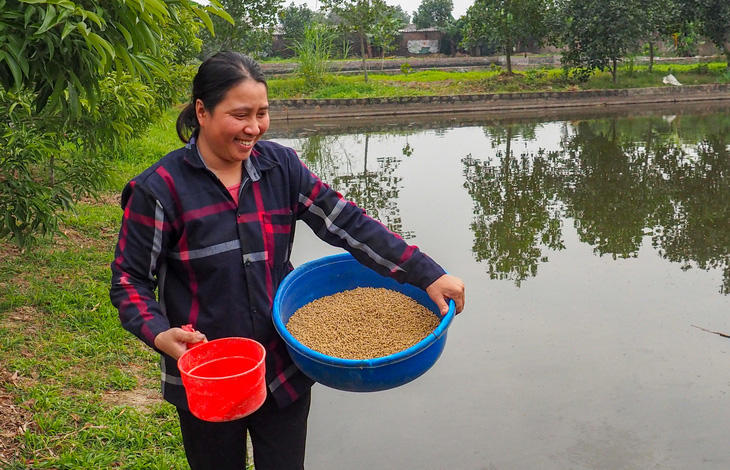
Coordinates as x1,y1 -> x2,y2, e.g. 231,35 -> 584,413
269,103 -> 730,469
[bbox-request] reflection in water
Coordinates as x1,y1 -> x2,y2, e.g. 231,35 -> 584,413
285,111 -> 730,293
653,134 -> 730,294
273,107 -> 730,469
559,119 -> 660,259
293,133 -> 413,239
462,126 -> 564,287
462,114 -> 730,292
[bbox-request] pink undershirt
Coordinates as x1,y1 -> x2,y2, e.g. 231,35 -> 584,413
227,183 -> 241,205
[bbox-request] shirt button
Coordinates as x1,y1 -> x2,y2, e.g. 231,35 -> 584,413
245,259 -> 251,266
252,307 -> 258,314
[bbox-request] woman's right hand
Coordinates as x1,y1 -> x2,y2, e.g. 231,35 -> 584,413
154,327 -> 207,360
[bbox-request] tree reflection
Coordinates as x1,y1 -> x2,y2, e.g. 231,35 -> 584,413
295,133 -> 412,239
652,134 -> 730,294
463,126 -> 564,286
558,119 -> 665,259
462,114 -> 730,293
297,134 -> 355,184
290,110 -> 730,293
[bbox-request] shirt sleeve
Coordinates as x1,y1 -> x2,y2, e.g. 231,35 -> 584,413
290,151 -> 446,291
109,180 -> 171,349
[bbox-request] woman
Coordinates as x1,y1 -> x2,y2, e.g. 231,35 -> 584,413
110,51 -> 465,470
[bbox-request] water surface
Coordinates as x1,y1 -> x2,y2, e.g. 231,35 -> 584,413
271,104 -> 730,470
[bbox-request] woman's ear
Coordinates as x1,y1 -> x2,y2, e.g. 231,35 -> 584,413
195,99 -> 207,126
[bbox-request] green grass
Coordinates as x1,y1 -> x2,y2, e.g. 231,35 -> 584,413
267,61 -> 730,99
0,112 -> 190,468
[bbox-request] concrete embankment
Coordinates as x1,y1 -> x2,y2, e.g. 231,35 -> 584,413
269,84 -> 730,123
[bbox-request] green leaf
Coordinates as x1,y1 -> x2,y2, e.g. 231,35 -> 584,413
136,53 -> 167,79
45,74 -> 66,112
114,44 -> 136,76
4,54 -> 22,89
117,24 -> 134,49
88,32 -> 116,60
195,7 -> 214,34
128,54 -> 153,83
40,34 -> 55,61
142,0 -> 170,21
23,4 -> 36,28
81,9 -> 104,29
61,21 -> 75,40
67,74 -> 80,115
35,4 -> 57,35
137,22 -> 159,54
205,4 -> 234,25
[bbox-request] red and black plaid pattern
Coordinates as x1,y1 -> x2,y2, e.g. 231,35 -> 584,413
110,140 -> 445,409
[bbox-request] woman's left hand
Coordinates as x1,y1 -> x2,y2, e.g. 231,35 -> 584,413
426,274 -> 465,316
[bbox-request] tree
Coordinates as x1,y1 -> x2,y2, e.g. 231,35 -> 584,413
370,10 -> 407,66
0,0 -> 230,115
413,0 -> 454,29
693,0 -> 730,68
321,0 -> 392,81
279,2 -> 318,43
391,5 -> 411,25
464,0 -> 548,74
441,16 -> 466,56
642,0 -> 681,72
0,1 -> 229,247
199,0 -> 283,59
556,0 -> 644,83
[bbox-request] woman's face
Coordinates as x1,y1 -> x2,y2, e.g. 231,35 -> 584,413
195,79 -> 269,166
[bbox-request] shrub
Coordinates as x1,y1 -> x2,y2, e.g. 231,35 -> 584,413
293,24 -> 336,87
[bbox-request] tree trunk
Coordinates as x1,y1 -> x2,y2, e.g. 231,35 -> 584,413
649,42 -> 655,73
725,46 -> 730,71
49,154 -> 55,186
505,41 -> 513,75
360,32 -> 368,82
612,58 -> 617,83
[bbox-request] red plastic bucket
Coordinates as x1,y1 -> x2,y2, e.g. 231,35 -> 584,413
178,337 -> 267,422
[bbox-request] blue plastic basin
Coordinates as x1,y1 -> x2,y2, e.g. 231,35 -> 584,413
272,252 -> 455,392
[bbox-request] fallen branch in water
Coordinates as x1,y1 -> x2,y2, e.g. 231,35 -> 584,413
691,325 -> 730,339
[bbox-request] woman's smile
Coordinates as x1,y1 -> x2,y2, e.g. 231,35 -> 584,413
195,80 -> 270,172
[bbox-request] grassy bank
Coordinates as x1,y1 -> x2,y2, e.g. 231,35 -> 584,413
267,62 -> 730,99
0,112 -> 189,469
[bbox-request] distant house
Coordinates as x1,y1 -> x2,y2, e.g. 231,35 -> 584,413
271,23 -> 447,58
397,26 -> 443,56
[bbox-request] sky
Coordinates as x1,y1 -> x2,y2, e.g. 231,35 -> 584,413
290,0 -> 471,19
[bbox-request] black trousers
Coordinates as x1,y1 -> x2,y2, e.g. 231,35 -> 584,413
177,390 -> 311,470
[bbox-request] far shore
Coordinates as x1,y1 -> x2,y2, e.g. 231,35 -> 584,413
268,84 -> 730,127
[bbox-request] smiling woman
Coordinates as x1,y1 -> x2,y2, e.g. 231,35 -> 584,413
194,81 -> 270,187
109,50 -> 464,470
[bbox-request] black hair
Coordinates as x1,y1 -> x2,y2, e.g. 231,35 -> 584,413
176,51 -> 268,143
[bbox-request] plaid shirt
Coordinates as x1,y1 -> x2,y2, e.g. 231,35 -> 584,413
110,139 -> 445,409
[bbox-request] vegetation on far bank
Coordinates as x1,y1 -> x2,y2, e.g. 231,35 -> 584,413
267,61 -> 730,100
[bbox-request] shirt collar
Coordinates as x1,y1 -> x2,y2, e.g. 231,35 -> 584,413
184,137 -> 279,180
